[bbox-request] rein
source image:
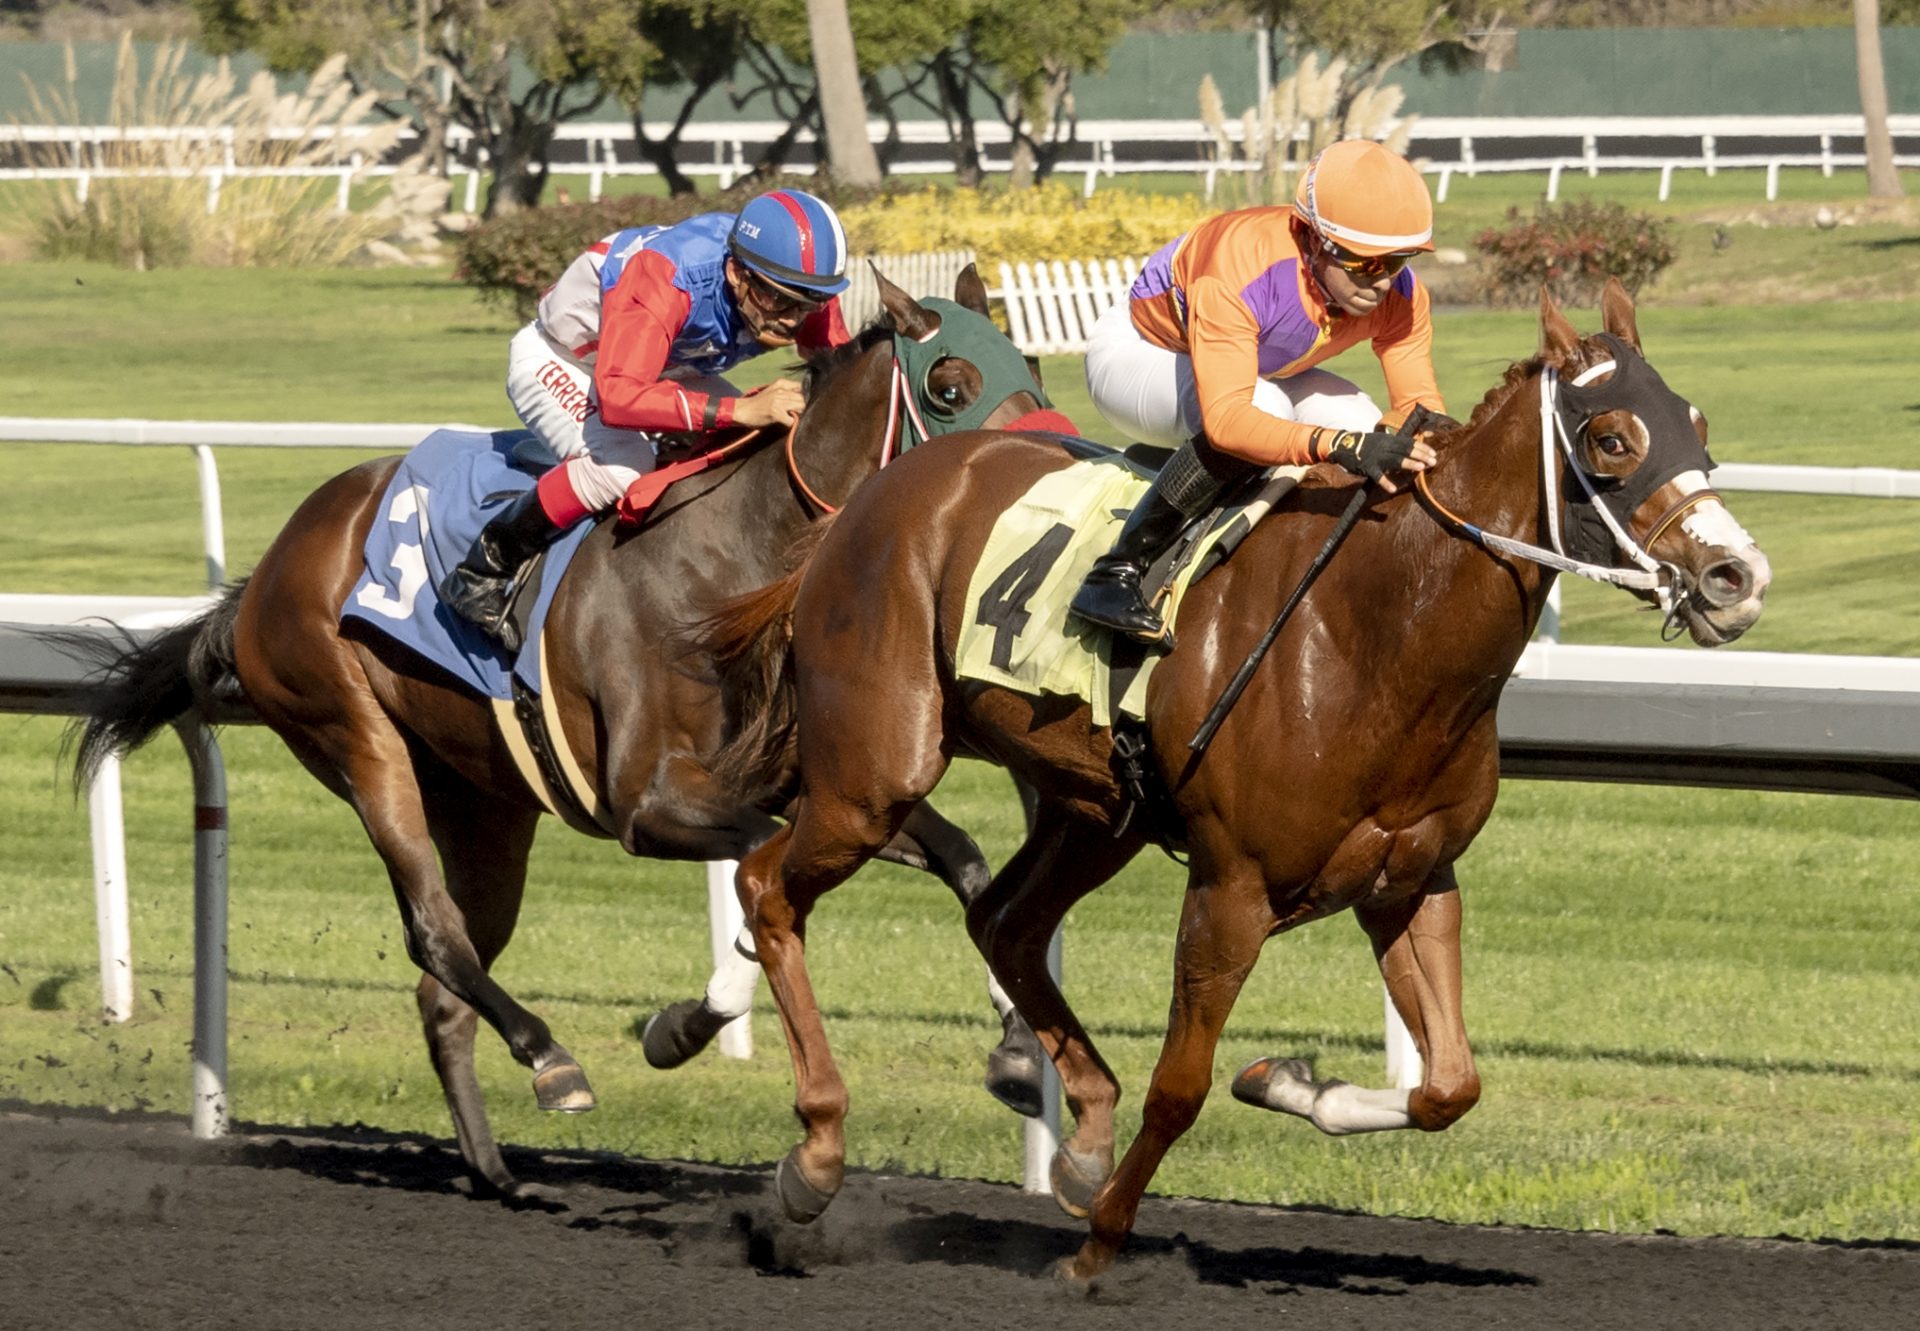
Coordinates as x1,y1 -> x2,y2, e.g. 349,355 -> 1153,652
782,353 -> 932,517
1413,359 -> 1689,623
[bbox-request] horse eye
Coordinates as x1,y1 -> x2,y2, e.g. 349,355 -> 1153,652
1594,433 -> 1627,457
939,384 -> 962,404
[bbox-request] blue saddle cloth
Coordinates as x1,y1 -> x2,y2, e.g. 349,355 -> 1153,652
339,428 -> 594,700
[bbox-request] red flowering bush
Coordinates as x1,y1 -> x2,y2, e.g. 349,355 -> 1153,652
1472,200 -> 1675,309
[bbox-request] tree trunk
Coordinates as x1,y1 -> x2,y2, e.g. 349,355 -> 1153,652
483,121 -> 554,216
933,53 -> 983,188
1854,0 -> 1904,198
805,0 -> 881,187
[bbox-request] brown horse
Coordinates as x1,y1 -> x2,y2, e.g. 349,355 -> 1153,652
703,281 -> 1771,1276
68,269 -> 1051,1197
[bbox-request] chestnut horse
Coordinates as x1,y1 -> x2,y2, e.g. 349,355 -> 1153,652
703,281 -> 1771,1276
68,270 -> 1050,1197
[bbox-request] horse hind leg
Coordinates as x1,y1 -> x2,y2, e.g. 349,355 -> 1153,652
742,781 -> 932,1225
964,800 -> 1144,1220
416,768 -> 547,1196
269,675 -> 593,1117
878,797 -> 1046,1118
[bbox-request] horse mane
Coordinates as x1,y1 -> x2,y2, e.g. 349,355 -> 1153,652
1440,334 -> 1619,449
799,321 -> 894,404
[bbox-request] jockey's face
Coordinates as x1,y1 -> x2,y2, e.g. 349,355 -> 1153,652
727,258 -> 821,348
1312,243 -> 1399,317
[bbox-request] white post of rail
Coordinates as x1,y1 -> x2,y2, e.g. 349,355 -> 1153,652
706,859 -> 753,1059
192,444 -> 226,588
87,755 -> 134,1024
1384,987 -> 1422,1090
182,721 -> 230,1140
1021,927 -> 1063,1195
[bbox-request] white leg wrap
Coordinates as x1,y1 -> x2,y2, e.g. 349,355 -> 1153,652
1308,1082 -> 1414,1136
983,965 -> 1016,1023
702,925 -> 761,1020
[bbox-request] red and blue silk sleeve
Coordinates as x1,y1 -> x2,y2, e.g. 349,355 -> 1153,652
594,250 -> 737,432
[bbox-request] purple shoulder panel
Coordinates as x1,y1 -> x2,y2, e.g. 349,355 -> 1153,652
1239,259 -> 1322,376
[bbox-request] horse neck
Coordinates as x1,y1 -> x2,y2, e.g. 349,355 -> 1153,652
780,341 -> 897,512
1407,369 -> 1563,656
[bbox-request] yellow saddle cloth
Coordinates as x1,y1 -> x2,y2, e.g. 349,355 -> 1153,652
955,454 -> 1302,727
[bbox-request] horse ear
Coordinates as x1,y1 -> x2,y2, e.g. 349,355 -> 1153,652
1599,277 -> 1641,352
1538,284 -> 1581,363
874,263 -> 939,341
953,263 -> 991,318
1024,354 -> 1045,390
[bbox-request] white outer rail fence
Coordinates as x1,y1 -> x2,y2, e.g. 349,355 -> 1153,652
3,113 -> 1915,207
5,416 -> 1917,1188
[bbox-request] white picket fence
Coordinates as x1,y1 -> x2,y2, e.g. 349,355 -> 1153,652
993,257 -> 1146,356
842,249 -> 983,327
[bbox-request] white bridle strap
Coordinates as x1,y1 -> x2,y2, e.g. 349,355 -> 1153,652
1462,365 -> 1672,603
881,357 -> 932,466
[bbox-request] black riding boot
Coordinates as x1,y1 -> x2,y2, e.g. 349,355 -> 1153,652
1069,438 -> 1256,643
439,487 -> 567,651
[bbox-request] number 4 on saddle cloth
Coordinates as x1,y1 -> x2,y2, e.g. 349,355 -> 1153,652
341,428 -> 603,824
957,447 -> 1304,728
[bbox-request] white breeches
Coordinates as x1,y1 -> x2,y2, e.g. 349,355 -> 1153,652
1082,300 -> 1382,449
504,321 -> 737,512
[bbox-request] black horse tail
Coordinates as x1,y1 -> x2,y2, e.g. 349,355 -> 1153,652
704,525 -> 831,802
65,579 -> 250,791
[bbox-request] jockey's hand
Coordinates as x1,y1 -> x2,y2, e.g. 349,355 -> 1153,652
1326,429 -> 1437,493
732,378 -> 806,430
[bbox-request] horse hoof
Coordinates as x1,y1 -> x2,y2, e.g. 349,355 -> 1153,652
1231,1056 -> 1317,1117
532,1061 -> 596,1112
773,1148 -> 839,1224
1049,1144 -> 1109,1219
641,999 -> 729,1070
1051,1254 -> 1094,1287
984,1045 -> 1046,1119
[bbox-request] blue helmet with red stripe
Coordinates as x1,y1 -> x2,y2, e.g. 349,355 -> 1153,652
727,189 -> 851,297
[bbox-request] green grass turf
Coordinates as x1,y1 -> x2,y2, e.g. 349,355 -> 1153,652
0,205 -> 1916,1240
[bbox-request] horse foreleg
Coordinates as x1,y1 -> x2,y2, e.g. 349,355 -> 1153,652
1071,867 -> 1269,1281
1232,868 -> 1481,1134
882,798 -> 1045,1118
966,803 -> 1141,1218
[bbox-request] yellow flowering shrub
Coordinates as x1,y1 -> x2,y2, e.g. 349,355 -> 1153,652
840,184 -> 1216,271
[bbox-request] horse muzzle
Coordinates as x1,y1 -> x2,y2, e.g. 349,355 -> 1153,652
1668,541 -> 1771,646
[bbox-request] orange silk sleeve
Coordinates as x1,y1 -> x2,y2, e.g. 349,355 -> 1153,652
1372,279 -> 1446,428
1183,275 -> 1321,466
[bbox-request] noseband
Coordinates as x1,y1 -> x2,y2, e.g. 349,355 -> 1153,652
1415,336 -> 1719,639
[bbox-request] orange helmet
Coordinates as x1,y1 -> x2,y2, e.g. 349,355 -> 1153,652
1293,139 -> 1434,257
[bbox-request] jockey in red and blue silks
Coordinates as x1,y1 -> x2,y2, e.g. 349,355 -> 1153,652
442,188 -> 854,646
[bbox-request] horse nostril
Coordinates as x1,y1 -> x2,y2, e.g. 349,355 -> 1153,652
1699,558 -> 1750,608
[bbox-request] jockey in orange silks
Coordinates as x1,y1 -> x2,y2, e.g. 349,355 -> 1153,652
441,189 -> 853,645
1073,139 -> 1455,643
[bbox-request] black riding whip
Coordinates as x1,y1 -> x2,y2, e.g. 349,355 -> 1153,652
1187,480 -> 1375,757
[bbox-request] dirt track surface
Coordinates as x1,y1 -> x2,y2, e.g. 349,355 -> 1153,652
3,1104 -> 1915,1331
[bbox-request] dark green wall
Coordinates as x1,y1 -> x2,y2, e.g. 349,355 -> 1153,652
2,28 -> 1915,125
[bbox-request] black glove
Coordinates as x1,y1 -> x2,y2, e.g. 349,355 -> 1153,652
1325,429 -> 1418,482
